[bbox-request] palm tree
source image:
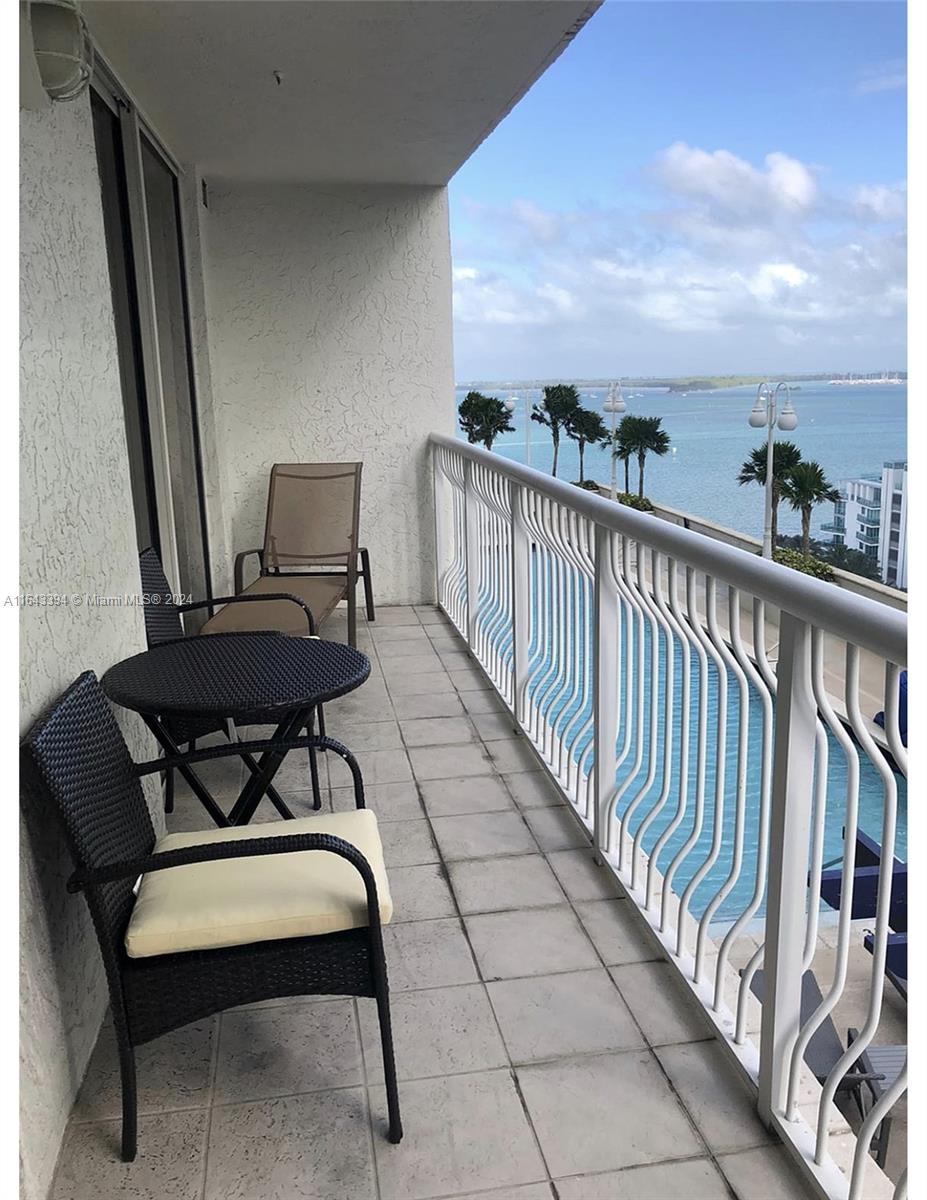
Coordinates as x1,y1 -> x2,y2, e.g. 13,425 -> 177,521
737,441 -> 802,552
530,383 -> 581,477
611,416 -> 634,494
566,408 -> 608,483
621,415 -> 671,498
458,391 -> 515,451
818,542 -> 882,582
780,461 -> 841,554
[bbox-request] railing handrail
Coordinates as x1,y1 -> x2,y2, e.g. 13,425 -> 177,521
430,433 -> 907,666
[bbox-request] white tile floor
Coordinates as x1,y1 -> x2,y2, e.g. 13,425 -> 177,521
52,606 -> 841,1200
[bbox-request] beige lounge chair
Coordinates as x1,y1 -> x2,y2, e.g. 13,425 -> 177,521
202,462 -> 374,646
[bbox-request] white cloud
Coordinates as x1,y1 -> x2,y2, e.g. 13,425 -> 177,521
653,143 -> 817,218
745,262 -> 811,302
855,184 -> 907,222
452,143 -> 906,376
856,60 -> 906,95
510,199 -> 560,243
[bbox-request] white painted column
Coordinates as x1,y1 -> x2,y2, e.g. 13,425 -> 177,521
758,611 -> 816,1124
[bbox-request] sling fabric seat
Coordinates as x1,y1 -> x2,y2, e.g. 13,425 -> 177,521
209,462 -> 374,646
126,809 -> 392,958
201,574 -> 346,637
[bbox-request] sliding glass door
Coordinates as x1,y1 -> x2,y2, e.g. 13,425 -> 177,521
90,73 -> 212,621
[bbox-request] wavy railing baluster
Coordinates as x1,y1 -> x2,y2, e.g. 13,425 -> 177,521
677,574 -> 728,978
786,637 -> 860,1131
630,550 -> 678,910
719,591 -> 774,1035
816,646 -> 900,1164
698,585 -> 750,990
849,1059 -> 906,1200
617,544 -> 662,881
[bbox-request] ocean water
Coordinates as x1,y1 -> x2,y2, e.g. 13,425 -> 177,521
454,380 -> 907,543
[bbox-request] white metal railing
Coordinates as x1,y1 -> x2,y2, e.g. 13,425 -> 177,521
431,434 -> 907,1200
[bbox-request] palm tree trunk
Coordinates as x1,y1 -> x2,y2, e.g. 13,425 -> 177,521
801,508 -> 811,555
638,451 -> 646,499
578,441 -> 585,483
551,430 -> 559,477
623,457 -> 629,494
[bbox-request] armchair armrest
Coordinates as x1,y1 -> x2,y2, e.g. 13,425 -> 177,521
67,832 -> 384,931
235,548 -> 264,594
178,592 -> 316,635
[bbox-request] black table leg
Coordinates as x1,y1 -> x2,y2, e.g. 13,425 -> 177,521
240,752 -> 296,819
143,717 -> 230,828
227,707 -> 313,826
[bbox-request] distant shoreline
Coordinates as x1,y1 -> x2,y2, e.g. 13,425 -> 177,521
456,373 -> 908,392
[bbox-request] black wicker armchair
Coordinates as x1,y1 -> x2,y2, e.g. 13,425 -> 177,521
22,672 -> 402,1161
138,548 -> 325,816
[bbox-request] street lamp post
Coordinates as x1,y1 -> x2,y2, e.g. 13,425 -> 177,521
603,381 -> 627,501
505,390 -> 534,467
748,380 -> 798,558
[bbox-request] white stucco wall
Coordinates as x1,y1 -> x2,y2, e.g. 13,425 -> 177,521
20,97 -> 153,1200
200,182 -> 455,603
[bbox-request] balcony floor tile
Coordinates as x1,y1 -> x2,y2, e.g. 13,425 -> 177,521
575,899 -> 662,966
431,810 -> 538,861
655,1042 -> 774,1154
447,854 -> 565,914
487,969 -> 645,1063
52,1111 -> 208,1200
73,1019 -> 216,1123
517,1050 -> 704,1177
464,906 -> 600,981
370,1070 -> 546,1200
419,774 -> 513,817
546,850 -> 623,902
357,982 -> 508,1083
554,1157 -> 732,1200
386,863 -> 457,923
213,999 -> 362,1104
609,962 -> 714,1046
204,1088 -> 376,1200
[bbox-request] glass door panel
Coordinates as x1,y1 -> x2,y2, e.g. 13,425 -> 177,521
140,137 -> 211,626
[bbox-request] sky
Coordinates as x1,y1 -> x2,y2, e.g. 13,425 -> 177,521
449,0 -> 907,382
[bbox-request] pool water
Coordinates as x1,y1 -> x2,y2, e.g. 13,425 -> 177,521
514,571 -> 908,925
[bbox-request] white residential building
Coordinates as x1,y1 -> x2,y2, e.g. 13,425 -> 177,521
824,461 -> 907,588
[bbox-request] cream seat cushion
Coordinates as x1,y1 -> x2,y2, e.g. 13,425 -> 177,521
125,810 -> 392,959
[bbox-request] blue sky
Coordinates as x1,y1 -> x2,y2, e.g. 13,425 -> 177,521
449,0 -> 907,381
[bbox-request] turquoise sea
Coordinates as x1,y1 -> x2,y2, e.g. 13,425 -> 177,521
454,380 -> 907,543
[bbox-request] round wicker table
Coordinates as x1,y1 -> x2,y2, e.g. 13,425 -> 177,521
102,632 -> 370,825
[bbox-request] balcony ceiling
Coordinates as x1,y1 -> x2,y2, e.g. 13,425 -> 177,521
84,0 -> 599,184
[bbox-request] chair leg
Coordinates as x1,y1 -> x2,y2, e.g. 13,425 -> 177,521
307,711 -> 323,810
347,586 -> 357,648
374,975 -> 402,1143
361,548 -> 375,621
116,1029 -> 138,1162
163,765 -> 174,814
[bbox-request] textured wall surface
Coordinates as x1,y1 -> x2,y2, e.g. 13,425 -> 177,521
20,97 -> 153,1200
200,183 -> 455,602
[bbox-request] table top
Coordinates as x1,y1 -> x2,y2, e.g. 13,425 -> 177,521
101,633 -> 370,720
